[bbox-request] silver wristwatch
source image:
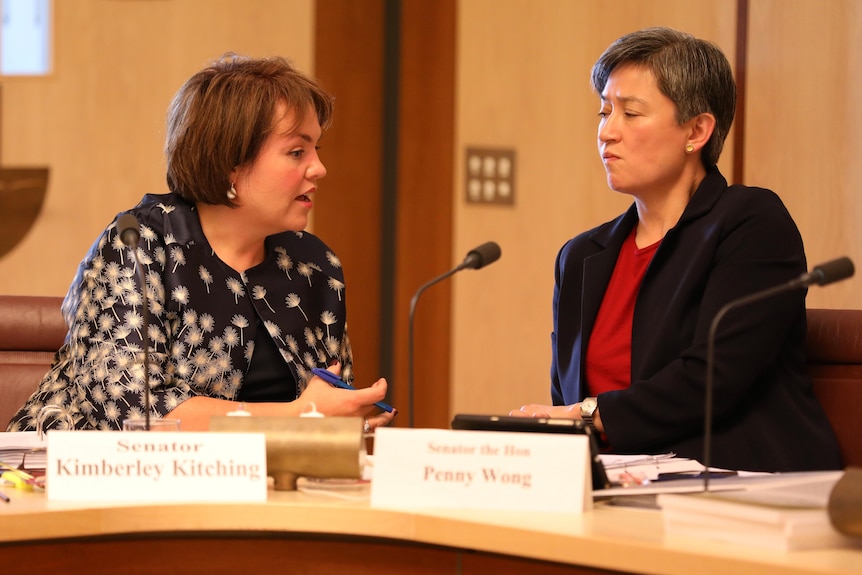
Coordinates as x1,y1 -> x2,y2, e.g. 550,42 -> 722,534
580,396 -> 598,432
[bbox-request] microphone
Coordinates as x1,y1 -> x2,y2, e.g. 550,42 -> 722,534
407,241 -> 502,427
796,257 -> 855,288
116,213 -> 153,431
117,213 -> 141,247
703,256 -> 854,490
461,241 -> 503,271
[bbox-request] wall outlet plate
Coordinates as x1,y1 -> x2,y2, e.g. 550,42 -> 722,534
465,147 -> 515,205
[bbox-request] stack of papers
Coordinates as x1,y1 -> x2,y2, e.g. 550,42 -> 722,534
0,431 -> 47,472
595,453 -> 746,495
658,471 -> 853,550
600,453 -> 704,485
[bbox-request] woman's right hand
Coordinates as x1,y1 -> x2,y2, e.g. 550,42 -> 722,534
298,367 -> 396,429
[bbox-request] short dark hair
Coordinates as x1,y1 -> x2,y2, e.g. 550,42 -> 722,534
590,27 -> 736,167
165,53 -> 334,204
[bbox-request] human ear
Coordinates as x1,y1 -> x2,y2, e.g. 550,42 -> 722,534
685,113 -> 717,152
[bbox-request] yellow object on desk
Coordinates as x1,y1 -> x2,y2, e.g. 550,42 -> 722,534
1,462 -> 40,491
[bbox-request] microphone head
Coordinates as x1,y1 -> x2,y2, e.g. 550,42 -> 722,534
462,241 -> 502,270
116,213 -> 141,247
811,256 -> 855,286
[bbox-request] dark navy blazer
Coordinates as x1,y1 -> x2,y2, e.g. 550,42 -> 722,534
551,168 -> 842,472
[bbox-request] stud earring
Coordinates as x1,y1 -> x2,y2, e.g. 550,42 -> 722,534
685,144 -> 695,153
227,182 -> 237,200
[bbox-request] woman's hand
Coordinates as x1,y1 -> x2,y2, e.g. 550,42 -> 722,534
298,365 -> 396,429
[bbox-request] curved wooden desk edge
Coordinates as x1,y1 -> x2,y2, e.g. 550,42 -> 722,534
2,488 -> 862,575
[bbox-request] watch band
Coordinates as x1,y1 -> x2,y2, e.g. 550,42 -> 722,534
580,397 -> 598,433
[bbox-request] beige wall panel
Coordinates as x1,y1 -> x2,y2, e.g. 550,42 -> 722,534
452,0 -> 737,417
0,0 -> 314,296
746,0 -> 862,309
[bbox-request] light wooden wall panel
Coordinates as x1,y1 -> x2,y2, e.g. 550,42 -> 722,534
745,0 -> 862,309
451,0 -> 738,417
0,0 -> 315,296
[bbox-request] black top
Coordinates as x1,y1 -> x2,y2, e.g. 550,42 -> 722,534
238,320 -> 298,402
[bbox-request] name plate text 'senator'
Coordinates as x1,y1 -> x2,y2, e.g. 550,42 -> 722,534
370,428 -> 591,513
46,431 -> 267,502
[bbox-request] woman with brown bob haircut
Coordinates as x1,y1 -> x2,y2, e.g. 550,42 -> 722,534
9,54 -> 396,432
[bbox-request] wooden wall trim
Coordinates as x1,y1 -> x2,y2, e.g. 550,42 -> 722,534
315,0 -> 456,428
732,0 -> 749,184
391,0 -> 456,429
313,0 -> 386,387
379,0 -> 401,404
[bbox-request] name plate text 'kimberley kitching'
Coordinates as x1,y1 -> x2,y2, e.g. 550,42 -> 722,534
46,431 -> 267,502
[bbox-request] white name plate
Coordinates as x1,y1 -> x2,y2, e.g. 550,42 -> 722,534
370,428 -> 591,513
46,431 -> 267,502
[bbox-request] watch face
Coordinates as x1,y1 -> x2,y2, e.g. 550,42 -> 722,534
581,397 -> 597,416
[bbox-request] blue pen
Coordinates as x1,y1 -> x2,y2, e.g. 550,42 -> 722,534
311,368 -> 396,413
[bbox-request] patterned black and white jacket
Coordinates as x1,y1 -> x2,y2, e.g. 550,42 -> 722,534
7,192 -> 352,431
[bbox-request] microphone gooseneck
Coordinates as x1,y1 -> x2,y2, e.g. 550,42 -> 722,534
117,213 -> 152,431
407,241 -> 502,427
703,256 -> 854,490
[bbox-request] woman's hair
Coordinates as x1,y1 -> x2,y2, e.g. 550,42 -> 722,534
590,27 -> 736,167
165,53 -> 334,204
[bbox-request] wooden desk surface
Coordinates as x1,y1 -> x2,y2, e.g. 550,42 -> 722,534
2,485 -> 862,575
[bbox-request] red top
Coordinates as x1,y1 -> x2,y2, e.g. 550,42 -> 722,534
585,227 -> 660,396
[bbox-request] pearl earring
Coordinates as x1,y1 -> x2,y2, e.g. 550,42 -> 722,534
685,144 -> 695,153
227,182 -> 237,200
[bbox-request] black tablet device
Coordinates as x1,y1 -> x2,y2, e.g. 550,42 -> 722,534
451,414 -> 610,490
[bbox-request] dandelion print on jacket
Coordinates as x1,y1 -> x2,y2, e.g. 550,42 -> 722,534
7,193 -> 353,431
